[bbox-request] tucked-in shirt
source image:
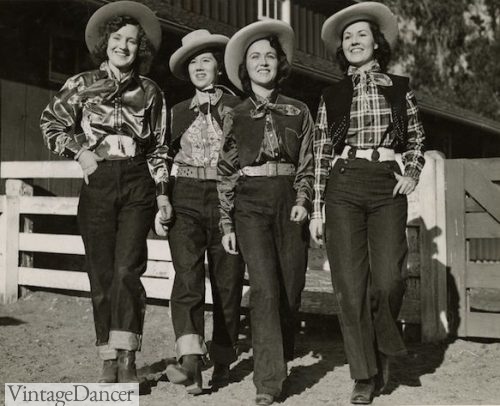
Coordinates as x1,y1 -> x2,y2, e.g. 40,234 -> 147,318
312,62 -> 426,220
173,88 -> 223,168
40,62 -> 169,194
217,93 -> 315,235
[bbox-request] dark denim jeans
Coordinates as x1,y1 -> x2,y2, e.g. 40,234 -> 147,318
77,157 -> 155,352
325,158 -> 408,380
168,177 -> 245,365
234,176 -> 308,397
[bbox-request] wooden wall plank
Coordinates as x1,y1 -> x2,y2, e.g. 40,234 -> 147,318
467,312 -> 500,338
464,161 -> 500,222
466,262 -> 500,288
466,213 -> 500,238
445,159 -> 467,336
469,158 -> 500,181
18,233 -> 172,261
465,196 -> 484,213
1,161 -> 82,179
20,196 -> 78,215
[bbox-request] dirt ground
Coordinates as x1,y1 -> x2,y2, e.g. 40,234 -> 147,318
1,290 -> 500,406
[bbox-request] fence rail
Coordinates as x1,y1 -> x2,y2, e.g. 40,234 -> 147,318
1,153 -> 449,341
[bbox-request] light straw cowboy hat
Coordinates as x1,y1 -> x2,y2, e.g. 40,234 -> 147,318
224,19 -> 295,91
85,0 -> 162,53
169,29 -> 229,80
321,2 -> 398,53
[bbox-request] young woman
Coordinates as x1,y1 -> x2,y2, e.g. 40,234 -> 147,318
311,2 -> 426,404
156,29 -> 245,394
217,20 -> 314,406
40,1 -> 168,383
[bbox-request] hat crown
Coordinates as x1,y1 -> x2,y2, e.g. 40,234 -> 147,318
182,30 -> 212,47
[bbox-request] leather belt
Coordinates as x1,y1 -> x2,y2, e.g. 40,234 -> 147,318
240,162 -> 296,177
340,146 -> 396,162
172,165 -> 220,180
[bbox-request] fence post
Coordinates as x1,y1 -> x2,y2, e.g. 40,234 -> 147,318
0,179 -> 33,304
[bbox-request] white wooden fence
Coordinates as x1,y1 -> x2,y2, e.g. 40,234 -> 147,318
0,161 -> 246,305
0,153 -> 448,341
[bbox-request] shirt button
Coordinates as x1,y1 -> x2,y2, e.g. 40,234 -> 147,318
339,167 -> 345,174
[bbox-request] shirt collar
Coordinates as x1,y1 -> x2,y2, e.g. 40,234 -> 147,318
189,87 -> 223,110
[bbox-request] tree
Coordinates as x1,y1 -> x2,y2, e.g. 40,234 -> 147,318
382,0 -> 500,121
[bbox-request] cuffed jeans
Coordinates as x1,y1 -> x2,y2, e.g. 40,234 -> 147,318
324,158 -> 408,380
77,157 -> 155,360
169,177 -> 245,365
234,176 -> 308,397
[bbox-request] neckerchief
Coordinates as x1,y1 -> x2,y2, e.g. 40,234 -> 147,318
250,95 -> 301,119
75,62 -> 135,105
348,61 -> 392,112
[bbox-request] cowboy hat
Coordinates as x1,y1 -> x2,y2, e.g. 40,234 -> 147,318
224,19 -> 294,91
85,1 -> 162,53
169,29 -> 229,80
321,2 -> 398,53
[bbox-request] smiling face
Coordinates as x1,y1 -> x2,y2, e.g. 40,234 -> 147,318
245,39 -> 278,89
106,23 -> 139,72
187,52 -> 219,89
341,21 -> 378,68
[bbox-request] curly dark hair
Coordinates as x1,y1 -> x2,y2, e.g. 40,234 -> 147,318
90,15 -> 155,75
238,35 -> 292,95
335,21 -> 392,73
183,48 -> 224,83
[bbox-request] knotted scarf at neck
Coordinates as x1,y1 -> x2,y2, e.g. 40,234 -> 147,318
250,95 -> 301,119
76,62 -> 136,104
347,61 -> 392,112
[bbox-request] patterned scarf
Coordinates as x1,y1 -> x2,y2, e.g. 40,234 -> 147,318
250,98 -> 301,119
348,61 -> 392,112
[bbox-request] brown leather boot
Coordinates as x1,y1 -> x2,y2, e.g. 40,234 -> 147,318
98,359 -> 118,383
117,350 -> 139,383
165,354 -> 202,394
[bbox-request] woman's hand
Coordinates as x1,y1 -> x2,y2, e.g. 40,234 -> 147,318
393,173 -> 417,197
155,196 -> 173,237
309,218 -> 324,246
77,150 -> 104,184
290,205 -> 308,223
222,232 -> 239,255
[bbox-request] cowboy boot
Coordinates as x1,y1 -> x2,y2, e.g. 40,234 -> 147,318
210,362 -> 230,389
166,354 -> 202,394
117,350 -> 139,383
98,359 -> 118,383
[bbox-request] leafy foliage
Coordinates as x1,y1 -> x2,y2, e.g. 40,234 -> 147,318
381,0 -> 500,121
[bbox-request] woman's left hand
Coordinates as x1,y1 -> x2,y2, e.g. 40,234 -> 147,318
290,205 -> 308,223
393,173 -> 417,197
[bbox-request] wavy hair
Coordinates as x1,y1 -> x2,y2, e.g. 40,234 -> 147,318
238,35 -> 292,95
335,21 -> 392,73
90,15 -> 155,75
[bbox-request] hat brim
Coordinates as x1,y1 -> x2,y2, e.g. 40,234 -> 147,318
85,0 -> 162,54
169,35 -> 229,81
321,2 -> 398,54
224,20 -> 294,91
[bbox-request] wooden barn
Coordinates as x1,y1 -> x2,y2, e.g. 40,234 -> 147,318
1,0 -> 499,342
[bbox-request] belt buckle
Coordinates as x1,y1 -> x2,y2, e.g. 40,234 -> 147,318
267,163 -> 277,177
347,147 -> 357,159
371,149 -> 380,162
197,167 -> 206,180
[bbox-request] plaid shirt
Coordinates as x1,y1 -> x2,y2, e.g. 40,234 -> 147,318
312,62 -> 426,220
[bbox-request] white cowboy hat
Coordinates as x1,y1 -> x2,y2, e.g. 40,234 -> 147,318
321,2 -> 398,53
169,29 -> 229,80
224,19 -> 295,91
85,0 -> 162,53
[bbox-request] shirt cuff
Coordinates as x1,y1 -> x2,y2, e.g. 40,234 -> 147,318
404,166 -> 422,183
156,181 -> 168,196
220,221 -> 235,236
311,210 -> 323,221
295,194 -> 311,213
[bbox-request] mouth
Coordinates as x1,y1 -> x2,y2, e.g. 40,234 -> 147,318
114,51 -> 129,57
195,73 -> 207,79
349,48 -> 364,54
